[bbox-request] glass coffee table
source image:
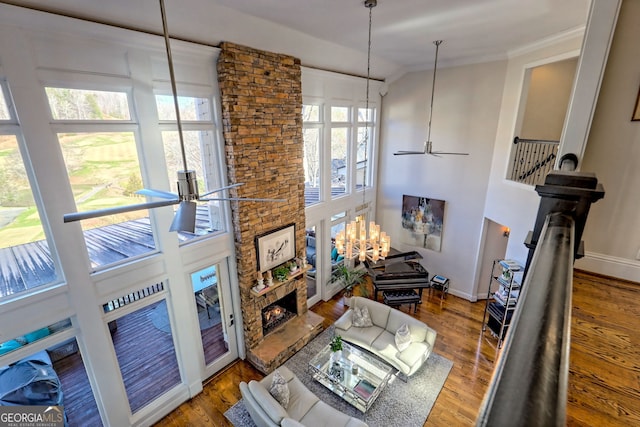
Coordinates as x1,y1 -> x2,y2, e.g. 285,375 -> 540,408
308,340 -> 394,412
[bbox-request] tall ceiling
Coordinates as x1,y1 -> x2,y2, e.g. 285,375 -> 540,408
9,0 -> 591,79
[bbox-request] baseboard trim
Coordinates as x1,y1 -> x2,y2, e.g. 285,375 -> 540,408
575,252 -> 640,283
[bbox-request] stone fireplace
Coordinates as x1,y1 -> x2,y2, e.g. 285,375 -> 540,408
217,42 -> 323,374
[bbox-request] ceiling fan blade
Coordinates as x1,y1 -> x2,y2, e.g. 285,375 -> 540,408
64,199 -> 179,223
136,188 -> 179,199
198,183 -> 245,198
393,150 -> 426,156
430,151 -> 469,155
169,201 -> 198,233
199,197 -> 287,202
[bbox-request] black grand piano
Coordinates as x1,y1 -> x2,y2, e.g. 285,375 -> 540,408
364,251 -> 430,302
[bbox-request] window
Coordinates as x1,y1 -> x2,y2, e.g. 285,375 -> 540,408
0,84 -> 10,120
330,106 -> 351,200
46,88 -> 130,121
58,131 -> 156,267
357,107 -> 375,189
330,127 -> 349,198
156,95 -> 222,238
302,104 -> 322,206
109,299 -> 181,413
0,84 -> 58,299
155,95 -> 212,121
302,100 -> 376,207
331,106 -> 349,122
45,86 -> 157,269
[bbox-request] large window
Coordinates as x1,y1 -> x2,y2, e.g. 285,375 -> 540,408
47,85 -> 158,269
302,101 -> 376,207
0,84 -> 58,299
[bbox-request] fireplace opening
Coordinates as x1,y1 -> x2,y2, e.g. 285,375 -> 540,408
262,291 -> 298,336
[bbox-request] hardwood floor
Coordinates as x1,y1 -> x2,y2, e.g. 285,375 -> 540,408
155,270 -> 640,427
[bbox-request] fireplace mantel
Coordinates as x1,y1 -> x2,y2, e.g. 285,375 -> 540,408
251,266 -> 311,297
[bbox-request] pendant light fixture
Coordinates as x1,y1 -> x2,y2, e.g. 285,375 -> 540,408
394,40 -> 469,157
335,0 -> 390,263
63,0 -> 284,232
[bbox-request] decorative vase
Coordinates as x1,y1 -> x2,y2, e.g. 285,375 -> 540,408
331,350 -> 342,363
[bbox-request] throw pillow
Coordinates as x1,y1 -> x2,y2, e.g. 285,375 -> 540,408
352,306 -> 373,328
395,323 -> 412,352
269,370 -> 290,409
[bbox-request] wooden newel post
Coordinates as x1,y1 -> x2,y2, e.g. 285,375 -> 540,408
523,170 -> 604,279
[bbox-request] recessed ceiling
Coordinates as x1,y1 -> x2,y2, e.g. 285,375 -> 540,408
10,0 -> 591,78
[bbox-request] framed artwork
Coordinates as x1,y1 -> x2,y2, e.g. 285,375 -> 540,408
633,86 -> 640,121
400,195 -> 445,251
255,223 -> 296,272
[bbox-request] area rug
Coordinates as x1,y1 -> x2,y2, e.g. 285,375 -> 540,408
148,300 -> 221,333
225,326 -> 453,427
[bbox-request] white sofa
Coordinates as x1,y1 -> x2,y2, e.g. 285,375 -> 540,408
334,296 -> 437,379
239,365 -> 367,427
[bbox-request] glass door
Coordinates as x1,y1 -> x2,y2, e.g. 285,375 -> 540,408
190,261 -> 238,377
305,224 -> 321,306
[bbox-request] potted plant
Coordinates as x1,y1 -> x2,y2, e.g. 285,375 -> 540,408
272,265 -> 290,282
330,335 -> 343,362
329,263 -> 369,305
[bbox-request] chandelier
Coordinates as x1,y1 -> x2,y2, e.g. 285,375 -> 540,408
335,0 -> 390,263
336,218 -> 390,262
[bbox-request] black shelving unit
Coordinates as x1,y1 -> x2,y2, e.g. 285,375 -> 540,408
481,259 -> 523,348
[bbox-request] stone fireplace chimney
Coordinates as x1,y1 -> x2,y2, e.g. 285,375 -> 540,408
217,42 -> 323,374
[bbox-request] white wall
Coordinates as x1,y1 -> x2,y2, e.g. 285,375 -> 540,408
482,36 -> 584,274
378,60 -> 507,300
576,0 -> 640,282
520,58 -> 578,141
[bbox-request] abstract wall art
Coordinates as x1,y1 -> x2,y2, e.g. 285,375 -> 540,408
401,195 -> 445,251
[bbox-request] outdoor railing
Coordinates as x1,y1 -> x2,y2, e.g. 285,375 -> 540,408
510,137 -> 559,185
477,212 -> 574,427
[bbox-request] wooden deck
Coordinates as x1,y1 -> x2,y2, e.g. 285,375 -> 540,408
52,303 -> 228,425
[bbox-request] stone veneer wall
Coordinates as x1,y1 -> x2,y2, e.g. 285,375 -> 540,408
217,42 -> 309,363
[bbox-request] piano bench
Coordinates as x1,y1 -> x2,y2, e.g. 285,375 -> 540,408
383,290 -> 420,314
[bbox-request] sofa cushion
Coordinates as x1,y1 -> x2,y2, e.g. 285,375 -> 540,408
387,309 -> 428,343
371,331 -> 410,374
397,341 -> 430,372
282,419 -> 305,427
248,380 -> 288,423
352,306 -> 373,328
395,323 -> 411,351
334,311 -> 353,331
300,399 -> 366,427
340,323 -> 385,348
353,297 -> 390,327
269,370 -> 290,409
284,376 -> 320,422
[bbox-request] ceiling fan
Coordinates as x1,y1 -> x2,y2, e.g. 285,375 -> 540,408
394,40 -> 469,157
63,0 -> 284,233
